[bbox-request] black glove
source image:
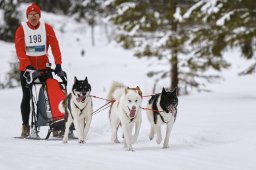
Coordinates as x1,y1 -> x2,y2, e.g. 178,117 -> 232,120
57,71 -> 66,78
26,65 -> 35,70
55,64 -> 66,78
55,64 -> 62,74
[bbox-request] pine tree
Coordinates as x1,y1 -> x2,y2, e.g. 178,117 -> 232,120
0,55 -> 20,89
106,0 -> 228,94
184,0 -> 256,75
0,0 -> 20,42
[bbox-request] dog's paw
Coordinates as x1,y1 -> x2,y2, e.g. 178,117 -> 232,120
162,144 -> 169,149
156,137 -> 162,144
149,131 -> 154,140
63,139 -> 68,144
113,139 -> 120,143
78,140 -> 85,144
126,147 -> 134,152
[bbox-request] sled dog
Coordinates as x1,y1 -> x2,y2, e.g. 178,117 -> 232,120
146,88 -> 178,148
59,77 -> 92,144
107,81 -> 143,151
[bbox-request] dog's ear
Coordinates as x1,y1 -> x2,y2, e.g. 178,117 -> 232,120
136,86 -> 142,98
85,77 -> 88,83
162,88 -> 166,94
74,76 -> 78,84
173,87 -> 178,95
125,88 -> 128,95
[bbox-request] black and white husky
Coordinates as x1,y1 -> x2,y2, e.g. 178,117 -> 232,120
107,81 -> 143,151
146,88 -> 178,148
59,77 -> 92,144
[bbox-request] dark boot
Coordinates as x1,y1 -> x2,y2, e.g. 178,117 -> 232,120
21,124 -> 30,137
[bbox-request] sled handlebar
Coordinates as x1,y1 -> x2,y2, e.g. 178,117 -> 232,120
23,69 -> 41,85
23,68 -> 67,86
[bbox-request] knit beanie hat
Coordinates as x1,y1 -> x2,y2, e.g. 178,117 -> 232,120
26,3 -> 41,18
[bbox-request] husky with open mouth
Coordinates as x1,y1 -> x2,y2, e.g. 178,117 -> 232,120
146,88 -> 178,149
107,81 -> 143,151
59,77 -> 92,144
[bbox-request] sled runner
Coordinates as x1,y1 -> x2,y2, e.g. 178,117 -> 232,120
13,136 -> 78,141
22,63 -> 70,140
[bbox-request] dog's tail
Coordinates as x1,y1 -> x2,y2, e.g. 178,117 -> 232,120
107,81 -> 125,101
58,93 -> 70,114
58,99 -> 65,114
59,94 -> 72,122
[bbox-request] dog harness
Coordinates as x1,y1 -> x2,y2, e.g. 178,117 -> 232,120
151,94 -> 169,124
65,94 -> 89,121
74,100 -> 88,117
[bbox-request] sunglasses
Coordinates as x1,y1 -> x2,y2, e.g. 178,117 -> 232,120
28,13 -> 39,18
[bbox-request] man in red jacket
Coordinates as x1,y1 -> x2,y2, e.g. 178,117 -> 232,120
15,3 -> 64,137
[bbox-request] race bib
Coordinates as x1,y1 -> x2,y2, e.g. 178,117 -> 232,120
22,21 -> 47,56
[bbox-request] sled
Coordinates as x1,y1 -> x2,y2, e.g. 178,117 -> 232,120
23,63 -> 71,140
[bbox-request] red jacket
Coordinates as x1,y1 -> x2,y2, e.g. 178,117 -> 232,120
15,21 -> 62,71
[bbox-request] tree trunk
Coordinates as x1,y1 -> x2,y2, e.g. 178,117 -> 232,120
91,24 -> 95,46
170,45 -> 178,91
170,0 -> 179,94
104,23 -> 111,44
90,5 -> 95,47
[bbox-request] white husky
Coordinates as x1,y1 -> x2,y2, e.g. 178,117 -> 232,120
59,77 -> 92,144
107,81 -> 143,151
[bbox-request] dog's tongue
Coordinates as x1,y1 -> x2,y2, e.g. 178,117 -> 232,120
76,96 -> 85,102
130,109 -> 136,118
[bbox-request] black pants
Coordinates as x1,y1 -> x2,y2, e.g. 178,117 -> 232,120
20,70 -> 51,125
20,71 -> 31,125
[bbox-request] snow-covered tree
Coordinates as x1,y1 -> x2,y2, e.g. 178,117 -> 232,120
184,0 -> 256,75
0,54 -> 20,89
23,0 -> 72,14
69,0 -> 104,46
106,0 -> 228,94
0,0 -> 20,42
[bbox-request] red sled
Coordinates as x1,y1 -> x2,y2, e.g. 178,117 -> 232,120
24,67 -> 68,139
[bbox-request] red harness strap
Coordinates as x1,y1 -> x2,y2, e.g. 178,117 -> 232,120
140,106 -> 164,113
90,95 -> 116,115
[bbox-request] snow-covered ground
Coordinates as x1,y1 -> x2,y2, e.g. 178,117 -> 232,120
0,9 -> 256,170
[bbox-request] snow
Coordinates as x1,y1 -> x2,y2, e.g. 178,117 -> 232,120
154,32 -> 172,48
201,0 -> 222,14
174,7 -> 183,22
184,0 -> 223,23
183,1 -> 204,19
216,11 -> 234,26
1,9 -> 256,170
117,2 -> 136,16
